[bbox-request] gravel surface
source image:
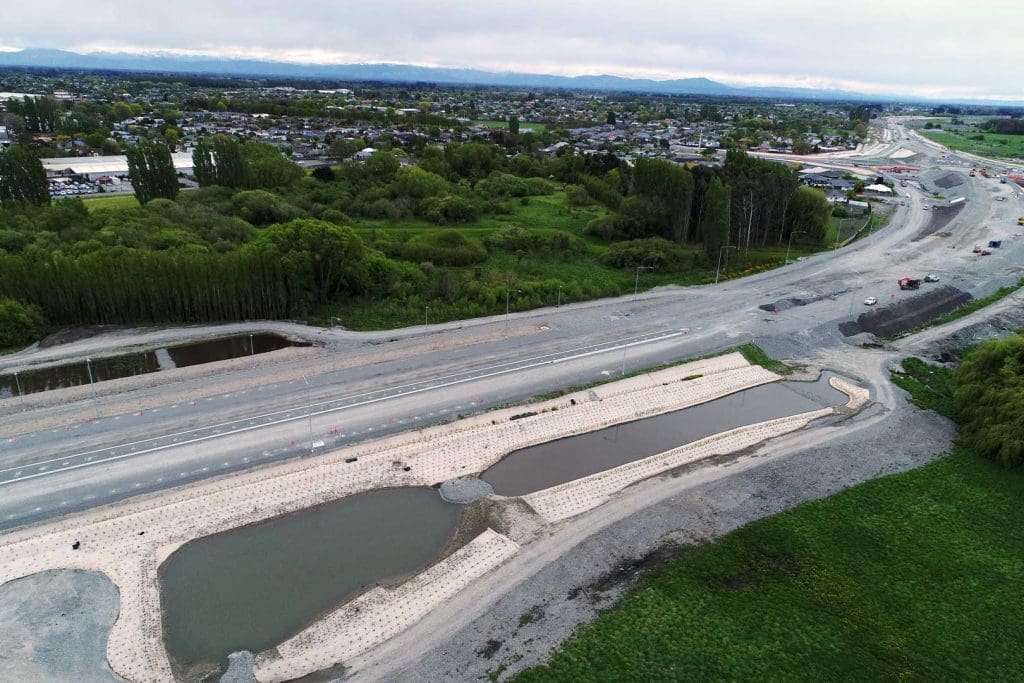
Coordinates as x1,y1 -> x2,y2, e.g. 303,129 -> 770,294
439,477 -> 496,504
0,569 -> 125,683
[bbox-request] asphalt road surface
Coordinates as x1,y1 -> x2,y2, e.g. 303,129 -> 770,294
1,117 -> 1021,532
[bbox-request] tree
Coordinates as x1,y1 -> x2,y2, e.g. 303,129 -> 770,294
631,157 -> 694,243
247,219 -> 367,306
785,186 -> 831,242
701,176 -> 730,264
0,144 -> 50,206
0,297 -> 45,348
606,110 -> 617,125
954,335 -> 1024,468
244,142 -> 303,189
127,139 -> 179,204
509,115 -> 520,136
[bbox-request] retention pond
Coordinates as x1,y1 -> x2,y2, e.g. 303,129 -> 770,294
159,487 -> 459,679
0,333 -> 305,398
482,373 -> 848,496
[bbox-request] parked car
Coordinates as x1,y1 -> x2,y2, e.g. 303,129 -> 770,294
864,296 -> 878,306
924,274 -> 940,282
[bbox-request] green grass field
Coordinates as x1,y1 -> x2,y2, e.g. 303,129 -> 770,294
916,128 -> 1024,160
81,194 -> 141,211
471,119 -> 545,132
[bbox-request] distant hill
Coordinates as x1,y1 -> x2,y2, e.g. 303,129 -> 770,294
0,48 -> 1000,104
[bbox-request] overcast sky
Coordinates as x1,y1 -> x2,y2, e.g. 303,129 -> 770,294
3,0 -> 1022,100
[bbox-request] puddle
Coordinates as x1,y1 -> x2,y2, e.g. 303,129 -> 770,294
482,374 -> 846,497
158,487 -> 458,678
0,334 -> 305,398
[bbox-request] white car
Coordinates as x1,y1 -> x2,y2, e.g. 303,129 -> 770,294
864,296 -> 878,306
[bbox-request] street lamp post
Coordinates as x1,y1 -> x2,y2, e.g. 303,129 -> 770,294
633,265 -> 654,301
13,370 -> 24,410
424,305 -> 430,333
301,373 -> 314,454
249,333 -> 255,368
556,285 -> 562,308
715,245 -> 737,285
505,287 -> 522,335
85,356 -> 99,418
785,230 -> 807,265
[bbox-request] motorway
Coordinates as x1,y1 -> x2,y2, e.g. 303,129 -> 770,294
1,116 -> 1022,532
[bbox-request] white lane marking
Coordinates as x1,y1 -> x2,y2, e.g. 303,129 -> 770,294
0,331 -> 684,486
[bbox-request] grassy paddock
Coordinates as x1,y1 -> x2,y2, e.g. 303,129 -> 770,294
81,194 -> 140,211
471,119 -> 545,132
915,128 -> 1024,160
515,449 -> 1024,682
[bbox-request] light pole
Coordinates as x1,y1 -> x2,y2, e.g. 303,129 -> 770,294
633,265 -> 654,301
330,316 -> 342,329
13,370 -> 24,410
249,333 -> 255,368
715,245 -> 737,285
505,287 -> 522,335
556,285 -> 562,308
84,357 -> 99,418
785,231 -> 807,265
617,312 -> 629,375
424,305 -> 430,333
301,373 -> 314,454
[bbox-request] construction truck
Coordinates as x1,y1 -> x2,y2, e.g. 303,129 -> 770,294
898,277 -> 922,290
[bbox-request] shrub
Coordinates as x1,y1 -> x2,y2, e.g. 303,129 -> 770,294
603,237 -> 689,270
399,230 -> 488,266
423,195 -> 480,224
0,297 -> 45,348
585,216 -> 618,241
954,335 -> 1024,468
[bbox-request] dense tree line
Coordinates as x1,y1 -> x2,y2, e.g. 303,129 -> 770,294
126,139 -> 179,204
980,118 -> 1024,135
0,144 -> 50,206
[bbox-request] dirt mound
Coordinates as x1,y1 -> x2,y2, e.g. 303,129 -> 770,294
839,285 -> 973,337
912,203 -> 964,242
759,290 -> 848,313
38,325 -> 130,349
934,172 -> 965,189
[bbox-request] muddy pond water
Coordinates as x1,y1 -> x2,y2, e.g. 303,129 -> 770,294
159,487 -> 459,677
0,333 -> 304,398
482,373 -> 848,496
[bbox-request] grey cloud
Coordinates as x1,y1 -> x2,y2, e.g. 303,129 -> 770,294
4,0 -> 1023,98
